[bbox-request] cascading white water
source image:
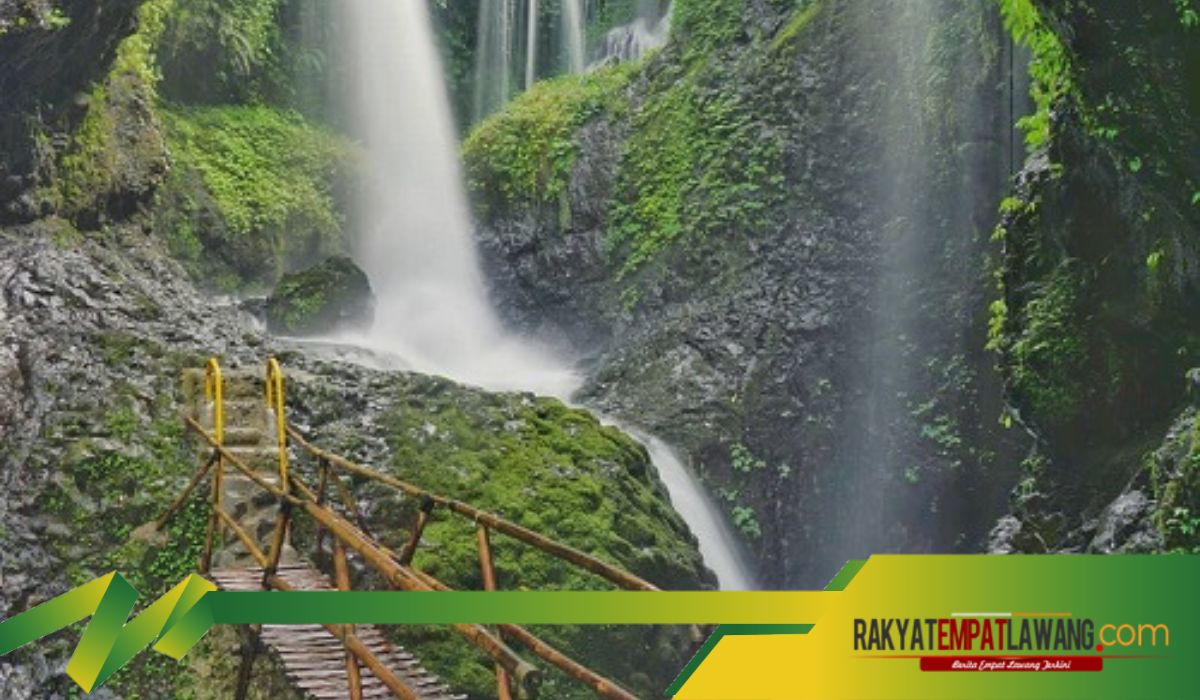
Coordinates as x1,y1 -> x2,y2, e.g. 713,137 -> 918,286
338,0 -> 752,590
473,0 -> 517,122
339,0 -> 577,398
525,0 -> 539,88
593,0 -> 671,66
632,429 -> 757,590
561,0 -> 587,74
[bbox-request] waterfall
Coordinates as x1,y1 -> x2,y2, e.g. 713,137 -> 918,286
339,0 -> 577,398
811,1 -> 1018,581
335,0 -> 752,590
473,0 -> 517,123
633,429 -> 757,590
525,0 -> 539,89
561,0 -> 587,74
593,1 -> 671,67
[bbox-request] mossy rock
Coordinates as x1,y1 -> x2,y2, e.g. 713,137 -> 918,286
265,256 -> 374,335
286,369 -> 714,699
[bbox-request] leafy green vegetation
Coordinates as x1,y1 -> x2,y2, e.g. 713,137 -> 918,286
673,0 -> 746,60
607,75 -> 785,278
1151,409 -> 1200,552
1006,263 -> 1088,427
1000,0 -> 1072,148
730,442 -> 767,474
156,0 -> 285,103
463,64 -> 636,221
158,105 -> 355,288
55,0 -> 174,217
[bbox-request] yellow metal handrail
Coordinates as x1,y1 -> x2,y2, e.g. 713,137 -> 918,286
200,357 -> 226,573
169,357 -> 645,699
265,357 -> 289,493
204,357 -> 225,444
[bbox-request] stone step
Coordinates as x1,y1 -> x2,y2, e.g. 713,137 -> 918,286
194,401 -> 273,433
221,426 -> 267,447
222,446 -> 287,475
214,475 -> 298,570
181,368 -> 267,406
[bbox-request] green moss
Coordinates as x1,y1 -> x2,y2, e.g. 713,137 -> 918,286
607,74 -> 785,279
265,256 -> 373,334
293,377 -> 709,699
462,64 -> 636,221
673,0 -> 746,60
44,427 -> 209,696
1007,263 -> 1089,426
159,105 -> 355,287
55,0 -> 174,216
1150,408 -> 1200,552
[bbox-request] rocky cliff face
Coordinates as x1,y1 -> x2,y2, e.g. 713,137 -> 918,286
987,0 -> 1200,554
466,0 -> 1027,586
0,0 -> 154,226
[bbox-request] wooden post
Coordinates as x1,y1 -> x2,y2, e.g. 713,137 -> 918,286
286,427 -> 659,592
398,496 -> 435,566
296,497 -> 541,695
262,500 -> 292,587
407,568 -> 640,700
334,541 -> 363,700
156,450 -> 216,530
478,525 -> 514,700
314,459 -> 330,563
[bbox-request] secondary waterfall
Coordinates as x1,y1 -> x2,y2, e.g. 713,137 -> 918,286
632,429 -> 757,590
594,0 -> 671,66
473,0 -> 516,123
561,0 -> 586,74
811,1 -> 1020,582
339,0 -> 752,589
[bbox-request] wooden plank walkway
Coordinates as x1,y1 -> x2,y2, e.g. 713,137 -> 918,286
211,564 -> 465,700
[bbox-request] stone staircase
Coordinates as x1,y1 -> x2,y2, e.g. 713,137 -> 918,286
181,367 -> 297,569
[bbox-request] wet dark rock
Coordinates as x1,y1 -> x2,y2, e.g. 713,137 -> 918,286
987,0 -> 1200,552
0,0 -> 144,224
1087,489 -> 1158,554
470,0 -> 1025,586
265,256 -> 374,336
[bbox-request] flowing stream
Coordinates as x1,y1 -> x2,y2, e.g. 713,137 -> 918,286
337,0 -> 753,589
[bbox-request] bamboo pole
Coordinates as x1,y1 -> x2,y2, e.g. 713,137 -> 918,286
261,504 -> 292,584
407,569 -> 639,700
398,497 -> 434,567
185,417 -> 297,502
217,509 -> 269,568
156,449 -> 217,530
334,541 -> 363,700
268,576 -> 424,700
287,426 -> 659,592
295,492 -> 541,696
314,459 -> 330,562
478,526 -> 514,700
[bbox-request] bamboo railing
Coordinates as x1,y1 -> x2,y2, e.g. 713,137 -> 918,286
162,357 -> 650,700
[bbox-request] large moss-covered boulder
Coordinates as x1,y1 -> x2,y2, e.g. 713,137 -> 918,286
283,366 -> 715,700
265,256 -> 374,335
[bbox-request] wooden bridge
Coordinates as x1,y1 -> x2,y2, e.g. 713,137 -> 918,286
155,358 -> 659,700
